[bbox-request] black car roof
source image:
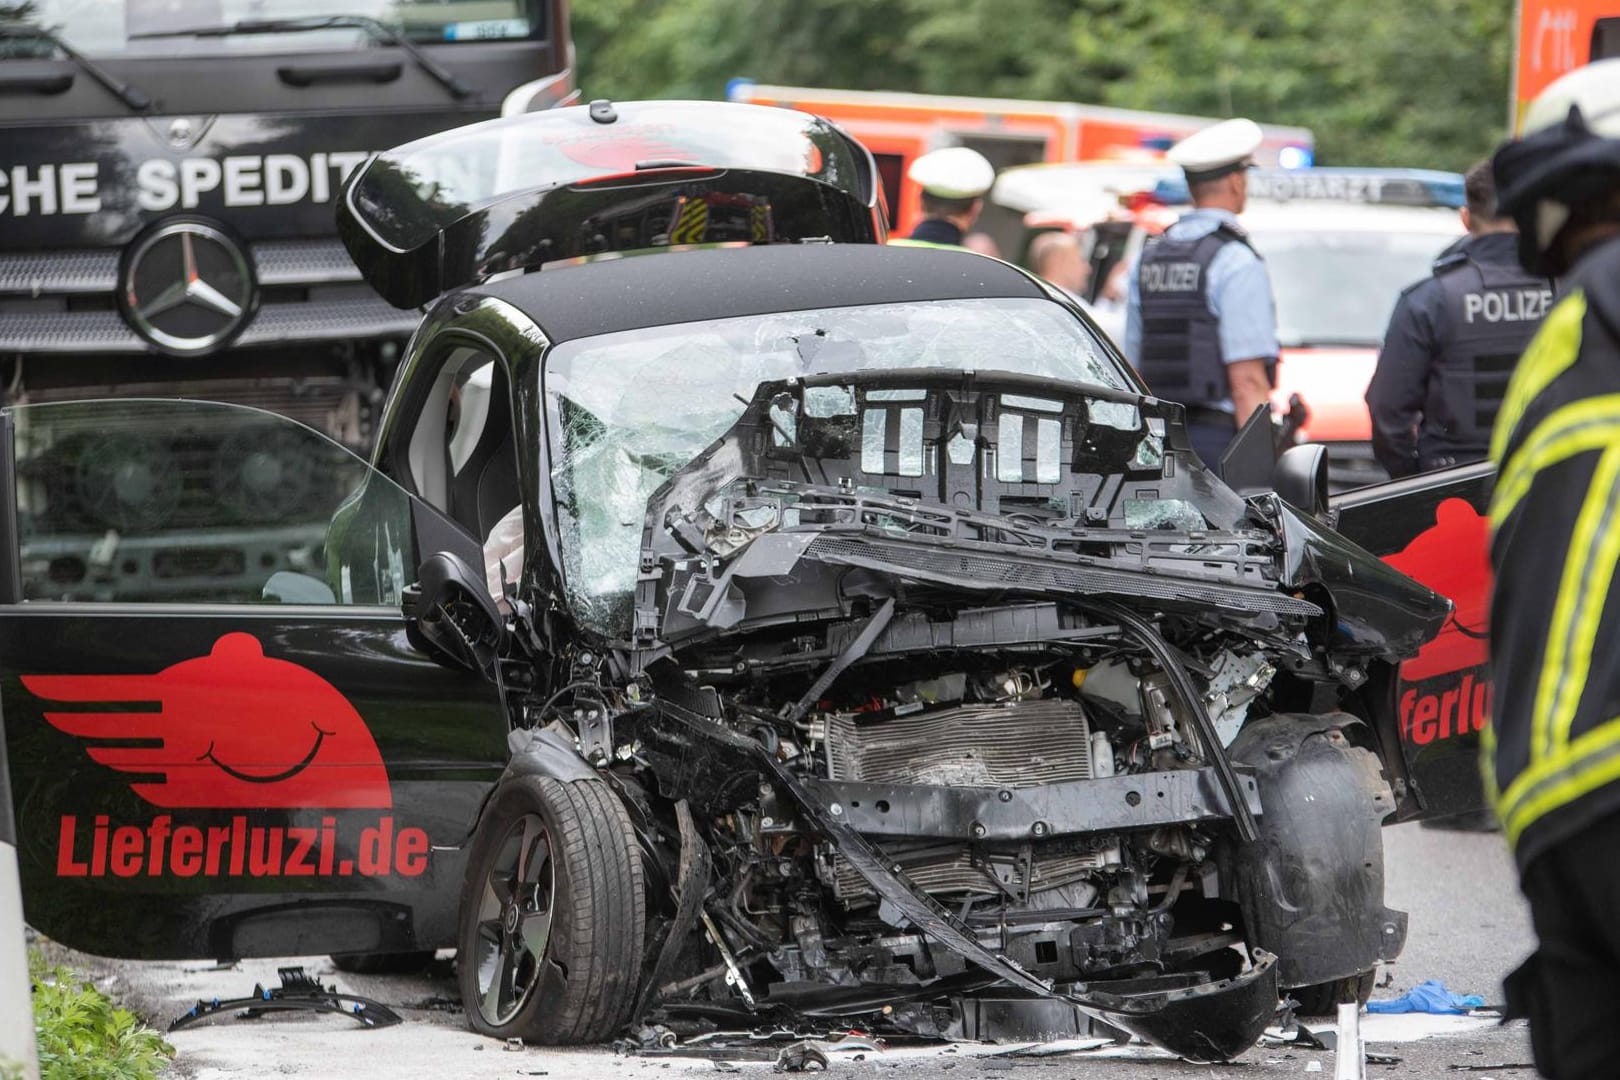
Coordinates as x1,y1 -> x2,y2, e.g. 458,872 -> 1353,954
471,244 -> 1049,343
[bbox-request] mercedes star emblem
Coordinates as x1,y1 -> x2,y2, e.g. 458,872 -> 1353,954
119,219 -> 258,356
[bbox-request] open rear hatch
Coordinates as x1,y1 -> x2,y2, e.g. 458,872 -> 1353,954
336,99 -> 886,307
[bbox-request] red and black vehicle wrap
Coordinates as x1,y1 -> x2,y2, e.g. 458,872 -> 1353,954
1331,462 -> 1494,816
0,395 -> 515,961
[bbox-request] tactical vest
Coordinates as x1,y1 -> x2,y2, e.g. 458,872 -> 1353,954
1423,251 -> 1554,468
1136,225 -> 1251,408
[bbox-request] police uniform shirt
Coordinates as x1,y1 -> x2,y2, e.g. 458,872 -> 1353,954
901,218 -> 966,247
1366,231 -> 1552,477
1123,208 -> 1279,412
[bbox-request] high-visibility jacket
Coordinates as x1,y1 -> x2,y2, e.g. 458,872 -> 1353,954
1487,233 -> 1620,869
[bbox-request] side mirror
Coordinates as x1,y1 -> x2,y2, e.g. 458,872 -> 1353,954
1274,443 -> 1329,517
404,551 -> 505,676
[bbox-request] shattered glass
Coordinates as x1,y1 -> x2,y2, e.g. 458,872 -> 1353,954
545,298 -> 1122,634
1002,393 -> 1064,413
1123,498 -> 1207,531
996,413 -> 1024,483
1133,434 -> 1164,469
860,410 -> 888,474
805,385 -> 857,417
769,396 -> 797,447
1036,418 -> 1062,483
1090,401 -> 1141,430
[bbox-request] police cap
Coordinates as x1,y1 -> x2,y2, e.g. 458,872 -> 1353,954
909,147 -> 996,200
1167,118 -> 1264,183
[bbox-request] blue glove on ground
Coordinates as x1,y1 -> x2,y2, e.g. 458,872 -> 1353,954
1365,979 -> 1485,1014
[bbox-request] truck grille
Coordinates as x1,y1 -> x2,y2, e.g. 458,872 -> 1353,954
0,240 -> 419,354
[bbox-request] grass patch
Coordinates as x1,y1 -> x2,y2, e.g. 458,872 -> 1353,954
28,952 -> 174,1080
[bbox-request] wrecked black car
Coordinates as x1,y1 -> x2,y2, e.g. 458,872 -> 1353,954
0,104 -> 1462,1062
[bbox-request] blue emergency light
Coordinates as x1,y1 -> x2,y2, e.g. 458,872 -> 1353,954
1149,167 -> 1463,209
1277,145 -> 1314,169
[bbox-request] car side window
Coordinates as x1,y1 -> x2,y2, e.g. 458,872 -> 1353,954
401,345 -> 520,543
12,399 -> 416,605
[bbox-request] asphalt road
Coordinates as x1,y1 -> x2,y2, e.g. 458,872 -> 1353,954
48,820 -> 1539,1080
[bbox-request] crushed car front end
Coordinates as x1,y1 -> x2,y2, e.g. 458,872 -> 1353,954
474,251 -> 1449,1058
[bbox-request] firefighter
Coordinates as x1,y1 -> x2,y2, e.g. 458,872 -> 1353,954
1485,57 -> 1620,1079
1124,118 -> 1278,468
890,147 -> 995,249
1365,160 -> 1554,478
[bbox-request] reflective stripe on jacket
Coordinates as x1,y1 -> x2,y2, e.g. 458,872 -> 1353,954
1488,235 -> 1620,869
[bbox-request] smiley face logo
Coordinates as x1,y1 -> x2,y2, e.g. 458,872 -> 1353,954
24,633 -> 392,809
1383,498 -> 1493,682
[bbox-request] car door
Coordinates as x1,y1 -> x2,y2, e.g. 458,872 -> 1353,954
0,398 -> 511,961
1331,461 -> 1494,820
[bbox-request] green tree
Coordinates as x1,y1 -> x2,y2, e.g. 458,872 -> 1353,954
573,0 -> 1513,171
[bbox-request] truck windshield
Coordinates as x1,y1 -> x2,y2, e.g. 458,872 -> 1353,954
0,1 -> 543,58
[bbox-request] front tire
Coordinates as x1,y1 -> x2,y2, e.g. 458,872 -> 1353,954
457,775 -> 645,1043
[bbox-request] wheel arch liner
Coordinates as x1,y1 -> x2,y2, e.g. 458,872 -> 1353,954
1222,712 -> 1409,989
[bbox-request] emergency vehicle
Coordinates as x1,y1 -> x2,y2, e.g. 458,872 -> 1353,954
993,164 -> 1468,489
726,82 -> 1314,242
0,1 -> 575,449
1514,0 -> 1620,131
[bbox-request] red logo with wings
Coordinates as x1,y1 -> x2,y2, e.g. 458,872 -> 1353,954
24,633 -> 391,809
1383,498 -> 1493,682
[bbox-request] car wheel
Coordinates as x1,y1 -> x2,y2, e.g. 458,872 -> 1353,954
457,775 -> 645,1043
1291,968 -> 1377,1016
330,950 -> 436,975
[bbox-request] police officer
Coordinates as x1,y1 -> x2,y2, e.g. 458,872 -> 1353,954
1484,58 -> 1620,1079
1125,118 -> 1278,467
1365,161 -> 1553,477
891,147 -> 995,249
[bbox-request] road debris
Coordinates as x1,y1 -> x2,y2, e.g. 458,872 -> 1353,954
774,1041 -> 831,1072
1447,1065 -> 1536,1072
168,965 -> 402,1031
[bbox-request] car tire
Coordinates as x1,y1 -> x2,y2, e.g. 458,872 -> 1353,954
1291,968 -> 1377,1016
330,950 -> 436,975
457,775 -> 645,1044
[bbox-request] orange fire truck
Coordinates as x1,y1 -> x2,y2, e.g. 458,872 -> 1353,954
726,82 -> 1314,238
1514,0 -> 1620,129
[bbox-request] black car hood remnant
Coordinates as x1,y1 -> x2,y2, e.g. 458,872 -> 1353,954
626,368 -> 1437,666
1267,495 -> 1451,660
337,100 -> 885,308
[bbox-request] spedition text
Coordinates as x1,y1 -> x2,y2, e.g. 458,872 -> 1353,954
0,153 -> 372,217
54,814 -> 429,878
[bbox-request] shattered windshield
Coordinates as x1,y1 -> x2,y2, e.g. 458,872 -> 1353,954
545,297 -> 1125,635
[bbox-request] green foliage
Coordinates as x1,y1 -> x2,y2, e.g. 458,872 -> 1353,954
29,957 -> 173,1080
573,0 -> 1513,171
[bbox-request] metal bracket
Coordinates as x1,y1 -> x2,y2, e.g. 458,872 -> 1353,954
169,966 -> 402,1031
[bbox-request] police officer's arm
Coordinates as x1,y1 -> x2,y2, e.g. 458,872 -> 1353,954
1365,285 -> 1435,479
1122,267 -> 1143,366
1227,360 -> 1274,427
1210,248 -> 1280,425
